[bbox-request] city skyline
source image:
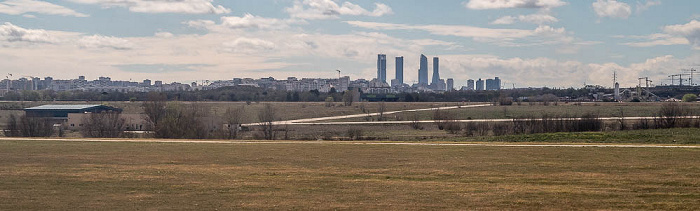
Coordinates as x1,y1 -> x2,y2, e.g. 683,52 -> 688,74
1,0 -> 699,87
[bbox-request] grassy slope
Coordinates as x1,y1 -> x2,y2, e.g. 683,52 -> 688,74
0,140 -> 698,210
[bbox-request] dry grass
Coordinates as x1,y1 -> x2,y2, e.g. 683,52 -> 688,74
0,140 -> 698,210
0,101 -> 463,125
326,102 -> 700,122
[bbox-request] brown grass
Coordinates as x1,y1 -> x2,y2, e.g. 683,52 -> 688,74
0,140 -> 698,210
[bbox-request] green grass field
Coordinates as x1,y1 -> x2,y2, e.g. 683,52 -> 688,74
0,140 -> 698,210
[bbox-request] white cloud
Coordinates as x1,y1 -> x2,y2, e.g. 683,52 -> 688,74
222,37 -> 276,54
186,14 -> 305,32
491,13 -> 558,25
619,33 -> 689,47
0,0 -> 88,17
286,0 -> 393,20
592,0 -> 631,19
345,21 -> 582,50
68,0 -> 230,14
664,20 -> 700,49
0,22 -> 57,43
78,35 -> 134,50
463,0 -> 566,10
636,0 -> 661,14
154,32 -> 174,38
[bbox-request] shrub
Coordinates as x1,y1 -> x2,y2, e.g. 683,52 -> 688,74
682,94 -> 698,102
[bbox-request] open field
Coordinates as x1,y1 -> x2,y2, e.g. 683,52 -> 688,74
320,102 -> 700,122
0,101 -> 465,126
0,139 -> 698,210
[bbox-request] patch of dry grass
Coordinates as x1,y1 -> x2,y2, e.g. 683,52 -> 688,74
0,140 -> 698,210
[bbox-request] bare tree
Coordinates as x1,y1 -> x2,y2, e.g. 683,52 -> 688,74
377,102 -> 387,121
5,114 -> 53,137
142,92 -> 167,131
223,105 -> 245,139
343,90 -> 355,106
81,111 -> 126,138
258,104 -> 277,140
154,104 -> 209,139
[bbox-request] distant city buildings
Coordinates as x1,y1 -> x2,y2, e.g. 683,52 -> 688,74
418,54 -> 428,86
466,79 -> 475,90
447,78 -> 454,91
377,54 -> 387,83
1,53 -> 507,96
395,56 -> 403,85
476,78 -> 485,91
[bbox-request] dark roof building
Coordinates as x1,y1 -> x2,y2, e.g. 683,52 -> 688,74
25,104 -> 122,118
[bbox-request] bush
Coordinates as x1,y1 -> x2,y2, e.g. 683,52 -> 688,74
5,114 -> 53,137
682,94 -> 698,102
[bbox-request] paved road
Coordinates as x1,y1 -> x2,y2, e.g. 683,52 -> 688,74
1,138 -> 697,148
242,104 -> 492,126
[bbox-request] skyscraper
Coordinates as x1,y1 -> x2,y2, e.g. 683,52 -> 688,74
467,79 -> 475,90
377,54 -> 387,83
476,78 -> 484,91
395,56 -> 403,85
431,57 -> 440,86
418,54 -> 428,85
446,78 -> 454,91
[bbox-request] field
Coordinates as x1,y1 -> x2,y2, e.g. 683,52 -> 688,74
0,139 -> 698,210
320,102 -> 700,122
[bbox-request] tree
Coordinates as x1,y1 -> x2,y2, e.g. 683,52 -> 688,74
325,96 -> 334,107
223,106 -> 245,139
342,90 -> 355,106
377,102 -> 387,121
142,92 -> 167,131
5,114 -> 53,137
682,94 -> 698,102
81,111 -> 126,138
258,104 -> 277,140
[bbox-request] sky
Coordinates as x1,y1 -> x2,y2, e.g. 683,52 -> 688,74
1,0 -> 699,88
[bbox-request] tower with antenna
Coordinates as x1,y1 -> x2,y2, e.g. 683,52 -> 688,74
613,71 -> 620,101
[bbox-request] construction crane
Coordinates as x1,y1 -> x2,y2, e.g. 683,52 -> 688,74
335,69 -> 341,79
668,74 -> 682,86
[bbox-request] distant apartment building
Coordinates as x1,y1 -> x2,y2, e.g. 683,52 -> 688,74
395,56 -> 403,85
377,54 -> 387,83
446,78 -> 454,91
418,54 -> 428,86
486,77 -> 501,90
476,78 -> 485,91
431,57 -> 440,86
466,79 -> 475,90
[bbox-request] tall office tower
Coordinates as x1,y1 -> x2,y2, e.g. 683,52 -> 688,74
476,78 -> 485,91
446,78 -> 454,91
418,54 -> 428,85
431,57 -> 440,85
494,77 -> 501,90
486,79 -> 494,90
395,56 -> 404,85
467,79 -> 475,90
377,54 -> 387,83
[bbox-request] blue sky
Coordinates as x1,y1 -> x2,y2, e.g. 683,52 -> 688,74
1,0 -> 699,87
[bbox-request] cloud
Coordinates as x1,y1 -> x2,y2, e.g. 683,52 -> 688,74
463,0 -> 566,10
286,0 -> 393,20
0,0 -> 88,17
619,33 -> 689,47
67,0 -> 230,14
114,64 -> 211,73
664,20 -> 700,49
78,35 -> 134,50
345,21 -> 581,49
636,0 -> 661,14
186,14 -> 305,32
491,13 -> 558,25
592,0 -> 631,19
222,37 -> 276,54
0,22 -> 57,43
